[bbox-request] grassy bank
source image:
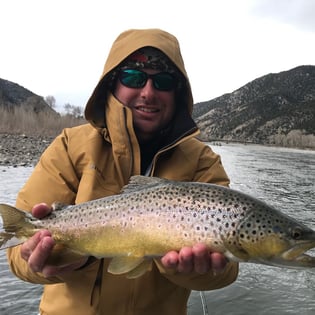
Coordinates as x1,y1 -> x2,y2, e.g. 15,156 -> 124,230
1,107 -> 314,150
0,107 -> 86,137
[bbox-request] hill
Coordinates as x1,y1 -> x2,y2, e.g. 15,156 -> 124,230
0,78 -> 55,114
193,65 -> 315,149
0,78 -> 85,166
0,78 -> 85,139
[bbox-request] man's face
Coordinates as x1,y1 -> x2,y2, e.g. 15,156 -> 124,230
114,68 -> 176,143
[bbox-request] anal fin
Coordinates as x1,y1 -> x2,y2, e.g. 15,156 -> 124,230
125,259 -> 152,279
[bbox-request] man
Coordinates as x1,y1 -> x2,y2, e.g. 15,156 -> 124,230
7,28 -> 238,315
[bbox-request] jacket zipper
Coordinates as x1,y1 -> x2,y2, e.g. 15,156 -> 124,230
149,127 -> 199,176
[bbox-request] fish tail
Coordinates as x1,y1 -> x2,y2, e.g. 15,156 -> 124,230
0,204 -> 35,249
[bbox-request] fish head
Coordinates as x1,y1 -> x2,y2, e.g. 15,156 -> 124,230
226,205 -> 315,268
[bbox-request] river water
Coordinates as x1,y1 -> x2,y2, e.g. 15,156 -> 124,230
0,143 -> 314,315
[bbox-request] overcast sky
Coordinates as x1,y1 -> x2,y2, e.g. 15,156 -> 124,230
1,0 -> 315,112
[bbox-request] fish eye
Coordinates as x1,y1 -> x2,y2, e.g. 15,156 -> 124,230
291,227 -> 303,240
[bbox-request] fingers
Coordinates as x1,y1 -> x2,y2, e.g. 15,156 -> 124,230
160,251 -> 178,269
209,252 -> 228,274
192,243 -> 211,274
20,204 -> 88,277
21,230 -> 52,261
20,204 -> 54,274
21,230 -> 88,277
161,243 -> 228,275
21,230 -> 55,273
32,203 -> 52,218
178,247 -> 194,273
28,235 -> 55,273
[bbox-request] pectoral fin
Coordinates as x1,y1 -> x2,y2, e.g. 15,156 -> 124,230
223,240 -> 250,262
108,256 -> 152,278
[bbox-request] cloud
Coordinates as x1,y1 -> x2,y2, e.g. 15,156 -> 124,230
250,0 -> 315,33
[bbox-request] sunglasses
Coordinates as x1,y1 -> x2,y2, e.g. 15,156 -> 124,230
118,69 -> 176,91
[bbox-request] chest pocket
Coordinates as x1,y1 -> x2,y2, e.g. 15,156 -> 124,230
75,165 -> 122,204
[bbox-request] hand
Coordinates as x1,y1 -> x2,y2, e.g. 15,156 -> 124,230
20,203 -> 88,277
161,243 -> 227,274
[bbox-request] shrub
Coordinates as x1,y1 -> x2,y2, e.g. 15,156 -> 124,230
0,106 -> 86,137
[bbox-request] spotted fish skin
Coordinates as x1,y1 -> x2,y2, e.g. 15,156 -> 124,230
1,175 -> 315,278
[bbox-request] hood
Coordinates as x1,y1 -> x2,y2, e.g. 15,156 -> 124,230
84,28 -> 194,128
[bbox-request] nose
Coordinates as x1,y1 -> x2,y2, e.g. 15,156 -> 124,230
140,78 -> 156,97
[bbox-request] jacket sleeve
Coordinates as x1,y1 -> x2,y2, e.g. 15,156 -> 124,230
155,142 -> 239,290
7,129 -> 81,284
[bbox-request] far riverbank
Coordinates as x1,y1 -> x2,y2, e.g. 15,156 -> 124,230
1,133 -> 313,168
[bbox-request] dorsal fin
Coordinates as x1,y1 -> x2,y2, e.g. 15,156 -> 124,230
120,176 -> 167,194
51,202 -> 71,211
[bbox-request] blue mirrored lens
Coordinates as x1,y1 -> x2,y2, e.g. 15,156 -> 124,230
119,69 -> 176,91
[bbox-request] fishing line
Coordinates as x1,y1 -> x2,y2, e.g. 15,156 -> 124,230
199,291 -> 209,315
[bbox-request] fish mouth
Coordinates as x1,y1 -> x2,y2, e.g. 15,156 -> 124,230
275,242 -> 315,268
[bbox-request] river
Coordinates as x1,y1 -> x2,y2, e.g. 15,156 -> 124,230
0,143 -> 314,314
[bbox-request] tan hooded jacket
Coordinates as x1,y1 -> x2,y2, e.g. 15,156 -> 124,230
7,29 -> 238,315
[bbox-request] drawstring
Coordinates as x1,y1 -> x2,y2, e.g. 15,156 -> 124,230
90,258 -> 104,306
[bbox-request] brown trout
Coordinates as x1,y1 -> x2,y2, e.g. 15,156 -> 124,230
1,175 -> 315,278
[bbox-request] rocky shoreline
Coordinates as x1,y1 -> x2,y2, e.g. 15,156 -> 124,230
0,133 -> 54,167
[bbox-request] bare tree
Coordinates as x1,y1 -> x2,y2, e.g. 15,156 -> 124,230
64,103 -> 83,118
45,95 -> 56,109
